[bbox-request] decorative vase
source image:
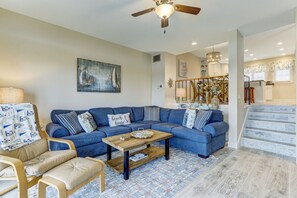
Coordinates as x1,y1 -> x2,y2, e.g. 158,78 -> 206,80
211,95 -> 219,110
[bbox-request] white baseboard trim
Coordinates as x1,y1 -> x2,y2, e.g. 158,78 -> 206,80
227,141 -> 238,149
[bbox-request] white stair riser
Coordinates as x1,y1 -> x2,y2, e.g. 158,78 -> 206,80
248,112 -> 296,123
244,129 -> 296,145
241,138 -> 296,158
246,120 -> 296,134
250,105 -> 296,114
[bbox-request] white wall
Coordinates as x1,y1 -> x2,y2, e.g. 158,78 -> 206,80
176,53 -> 201,79
0,9 -> 152,126
164,53 -> 177,108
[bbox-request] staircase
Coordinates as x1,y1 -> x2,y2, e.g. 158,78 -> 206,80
240,105 -> 296,158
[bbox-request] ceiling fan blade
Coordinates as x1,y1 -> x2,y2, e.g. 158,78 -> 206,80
174,4 -> 201,15
161,18 -> 169,28
131,8 -> 155,17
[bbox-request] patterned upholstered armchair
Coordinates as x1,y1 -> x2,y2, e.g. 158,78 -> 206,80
0,105 -> 77,198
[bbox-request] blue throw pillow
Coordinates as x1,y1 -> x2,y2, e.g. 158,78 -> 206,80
56,111 -> 83,135
193,110 -> 212,130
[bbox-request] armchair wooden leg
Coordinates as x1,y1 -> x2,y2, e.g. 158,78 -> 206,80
18,180 -> 28,198
99,170 -> 105,193
38,181 -> 47,198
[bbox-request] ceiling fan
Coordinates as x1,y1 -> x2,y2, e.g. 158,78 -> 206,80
131,0 -> 201,31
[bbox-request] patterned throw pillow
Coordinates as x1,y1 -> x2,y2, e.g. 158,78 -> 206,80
56,111 -> 83,135
143,107 -> 160,121
193,110 -> 212,130
182,109 -> 197,129
107,113 -> 131,127
78,112 -> 97,133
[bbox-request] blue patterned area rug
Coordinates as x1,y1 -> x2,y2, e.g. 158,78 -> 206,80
4,145 -> 233,198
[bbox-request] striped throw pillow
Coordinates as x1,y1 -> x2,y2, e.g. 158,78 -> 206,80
56,111 -> 83,135
193,110 -> 212,130
143,107 -> 160,121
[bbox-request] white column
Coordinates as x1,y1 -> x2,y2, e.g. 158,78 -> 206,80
294,7 -> 297,164
228,30 -> 245,148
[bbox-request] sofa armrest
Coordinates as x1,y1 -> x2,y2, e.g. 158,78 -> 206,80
47,137 -> 76,152
46,122 -> 70,138
203,121 -> 229,137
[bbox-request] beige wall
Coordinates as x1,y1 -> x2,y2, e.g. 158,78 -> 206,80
245,55 -> 296,103
0,9 -> 152,126
176,53 -> 201,79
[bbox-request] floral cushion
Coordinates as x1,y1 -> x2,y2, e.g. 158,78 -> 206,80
78,112 -> 97,133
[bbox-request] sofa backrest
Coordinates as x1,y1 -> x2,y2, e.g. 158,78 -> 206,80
51,110 -> 87,124
168,109 -> 186,125
89,107 -> 114,126
113,107 -> 134,121
208,110 -> 223,123
160,108 -> 171,122
132,107 -> 144,122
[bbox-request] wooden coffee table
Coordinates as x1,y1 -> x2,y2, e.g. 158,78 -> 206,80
102,129 -> 173,180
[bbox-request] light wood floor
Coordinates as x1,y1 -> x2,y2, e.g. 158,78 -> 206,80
175,148 -> 297,198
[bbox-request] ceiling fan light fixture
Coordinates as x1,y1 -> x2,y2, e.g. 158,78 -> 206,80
155,4 -> 174,19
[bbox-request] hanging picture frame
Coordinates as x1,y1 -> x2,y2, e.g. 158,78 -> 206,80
178,59 -> 188,78
77,58 -> 121,93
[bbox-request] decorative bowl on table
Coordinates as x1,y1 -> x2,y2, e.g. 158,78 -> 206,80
131,130 -> 154,139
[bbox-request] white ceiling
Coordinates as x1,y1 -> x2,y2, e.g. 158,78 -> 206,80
191,24 -> 296,63
0,0 -> 297,55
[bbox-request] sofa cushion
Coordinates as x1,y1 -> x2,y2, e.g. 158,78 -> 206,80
113,107 -> 134,122
123,123 -> 151,131
168,109 -> 186,125
51,110 -> 87,124
151,123 -> 180,133
132,107 -> 144,122
171,127 -> 211,143
61,131 -> 106,148
97,126 -> 131,137
137,121 -> 162,125
144,107 -> 160,121
208,110 -> 223,123
194,110 -> 212,130
160,108 -> 171,122
0,150 -> 77,177
78,112 -> 97,133
89,108 -> 114,126
55,111 -> 84,135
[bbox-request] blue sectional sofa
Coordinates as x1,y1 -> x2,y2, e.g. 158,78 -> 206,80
46,107 -> 229,158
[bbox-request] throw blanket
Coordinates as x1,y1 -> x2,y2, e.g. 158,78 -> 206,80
0,103 -> 41,151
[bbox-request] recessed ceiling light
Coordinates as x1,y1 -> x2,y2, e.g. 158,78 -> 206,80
280,48 -> 284,51
277,42 -> 283,45
244,49 -> 249,52
191,42 -> 197,46
249,54 -> 254,57
253,58 -> 257,60
225,58 -> 229,61
282,53 -> 286,56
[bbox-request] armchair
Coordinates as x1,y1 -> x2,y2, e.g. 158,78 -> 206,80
0,105 -> 77,198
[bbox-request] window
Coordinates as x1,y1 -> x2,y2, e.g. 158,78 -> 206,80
275,69 -> 291,82
244,71 -> 266,81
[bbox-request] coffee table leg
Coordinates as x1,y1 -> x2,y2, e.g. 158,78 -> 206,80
107,145 -> 112,160
124,151 -> 129,180
165,139 -> 170,160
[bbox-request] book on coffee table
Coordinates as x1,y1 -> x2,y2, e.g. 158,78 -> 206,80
129,153 -> 148,162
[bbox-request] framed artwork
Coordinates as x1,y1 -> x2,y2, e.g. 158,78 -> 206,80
178,59 -> 188,78
77,58 -> 121,93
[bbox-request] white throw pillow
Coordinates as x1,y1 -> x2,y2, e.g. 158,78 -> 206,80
108,113 -> 131,127
78,112 -> 97,133
182,109 -> 197,129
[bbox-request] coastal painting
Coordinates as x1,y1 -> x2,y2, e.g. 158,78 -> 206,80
77,58 -> 121,93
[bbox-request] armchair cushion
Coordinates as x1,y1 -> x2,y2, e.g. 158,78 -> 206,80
203,121 -> 229,137
0,150 -> 76,177
0,139 -> 48,172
